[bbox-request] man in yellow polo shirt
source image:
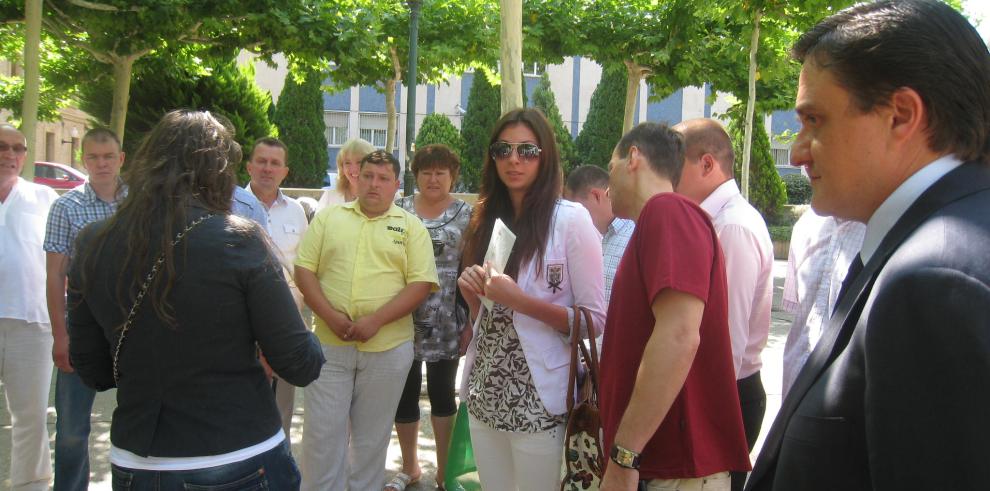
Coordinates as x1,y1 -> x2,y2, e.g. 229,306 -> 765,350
295,150 -> 438,491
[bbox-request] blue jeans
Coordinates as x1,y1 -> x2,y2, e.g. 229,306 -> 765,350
54,370 -> 97,491
110,440 -> 300,491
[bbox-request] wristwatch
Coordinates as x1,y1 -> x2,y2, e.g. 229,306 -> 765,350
610,444 -> 641,470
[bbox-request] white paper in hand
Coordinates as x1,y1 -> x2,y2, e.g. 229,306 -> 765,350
480,218 -> 516,310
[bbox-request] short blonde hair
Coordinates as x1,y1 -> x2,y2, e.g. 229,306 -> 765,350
336,138 -> 376,193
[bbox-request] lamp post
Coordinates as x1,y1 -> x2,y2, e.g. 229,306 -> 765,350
403,0 -> 421,197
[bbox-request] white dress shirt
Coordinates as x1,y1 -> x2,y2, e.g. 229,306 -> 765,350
781,210 -> 866,398
861,155 -> 962,264
0,178 -> 58,323
700,179 -> 774,380
245,184 -> 309,307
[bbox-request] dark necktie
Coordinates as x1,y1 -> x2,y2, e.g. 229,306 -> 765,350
833,254 -> 864,316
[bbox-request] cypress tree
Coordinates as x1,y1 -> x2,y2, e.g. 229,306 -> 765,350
459,69 -> 501,192
531,73 -> 578,175
273,69 -> 329,188
727,107 -> 786,221
575,64 -> 626,170
78,56 -> 276,181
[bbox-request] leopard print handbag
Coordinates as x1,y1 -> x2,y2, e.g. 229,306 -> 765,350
560,305 -> 604,491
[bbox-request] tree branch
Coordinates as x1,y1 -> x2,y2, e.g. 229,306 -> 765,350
39,14 -> 112,63
67,0 -> 145,13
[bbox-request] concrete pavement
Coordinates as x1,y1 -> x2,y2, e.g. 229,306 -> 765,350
0,261 -> 794,490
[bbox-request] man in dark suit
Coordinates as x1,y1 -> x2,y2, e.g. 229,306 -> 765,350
746,1 -> 990,490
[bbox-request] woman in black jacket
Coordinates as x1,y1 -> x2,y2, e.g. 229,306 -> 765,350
68,110 -> 324,490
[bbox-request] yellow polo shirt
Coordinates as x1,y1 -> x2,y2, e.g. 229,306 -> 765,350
295,201 -> 439,351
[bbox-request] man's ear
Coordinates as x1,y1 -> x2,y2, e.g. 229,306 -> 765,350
628,146 -> 643,173
589,187 -> 606,204
700,154 -> 716,176
889,87 -> 927,144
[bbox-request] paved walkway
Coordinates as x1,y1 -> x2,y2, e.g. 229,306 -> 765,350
0,261 -> 794,490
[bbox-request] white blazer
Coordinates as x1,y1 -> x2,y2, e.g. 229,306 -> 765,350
461,200 -> 606,416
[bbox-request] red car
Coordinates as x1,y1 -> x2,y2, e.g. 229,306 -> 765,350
34,161 -> 87,190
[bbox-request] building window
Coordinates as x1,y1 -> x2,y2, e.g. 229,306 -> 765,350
359,112 -> 388,148
45,132 -> 55,161
770,147 -> 790,167
324,111 -> 349,146
523,61 -> 545,76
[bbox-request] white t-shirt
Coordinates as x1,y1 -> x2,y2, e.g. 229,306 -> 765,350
0,178 -> 58,324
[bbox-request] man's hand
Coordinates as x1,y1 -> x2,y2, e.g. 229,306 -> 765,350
325,309 -> 354,340
52,332 -> 73,373
349,315 -> 382,342
600,465 -> 639,491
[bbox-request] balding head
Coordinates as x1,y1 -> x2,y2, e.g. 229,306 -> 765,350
675,118 -> 734,176
673,118 -> 736,204
0,123 -> 27,187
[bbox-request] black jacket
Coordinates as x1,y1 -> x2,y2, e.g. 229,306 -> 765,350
68,209 -> 325,458
746,162 -> 990,490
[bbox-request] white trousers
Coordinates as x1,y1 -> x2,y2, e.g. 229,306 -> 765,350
468,415 -> 564,491
301,342 -> 413,491
646,471 -> 731,491
273,375 -> 296,441
0,318 -> 54,491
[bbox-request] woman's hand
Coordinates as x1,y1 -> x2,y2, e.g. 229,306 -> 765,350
458,264 -> 486,316
484,270 -> 526,311
458,325 -> 473,357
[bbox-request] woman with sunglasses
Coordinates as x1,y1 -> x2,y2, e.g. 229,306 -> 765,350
66,110 -> 325,489
387,144 -> 472,491
458,108 -> 606,489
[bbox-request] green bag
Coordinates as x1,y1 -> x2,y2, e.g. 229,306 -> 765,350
444,401 -> 476,489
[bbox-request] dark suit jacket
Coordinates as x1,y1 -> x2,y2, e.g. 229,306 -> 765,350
746,162 -> 990,491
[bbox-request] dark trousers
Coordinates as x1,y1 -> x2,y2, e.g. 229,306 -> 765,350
731,370 -> 766,491
111,440 -> 299,490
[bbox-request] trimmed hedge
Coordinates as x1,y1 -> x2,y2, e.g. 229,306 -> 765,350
783,173 -> 812,205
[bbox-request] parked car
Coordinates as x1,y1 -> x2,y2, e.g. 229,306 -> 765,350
34,161 -> 87,190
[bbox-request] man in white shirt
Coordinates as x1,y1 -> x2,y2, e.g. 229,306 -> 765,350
747,2 -> 990,489
674,118 -> 773,491
244,137 -> 309,439
0,123 -> 58,491
780,208 -> 865,398
564,164 -> 635,303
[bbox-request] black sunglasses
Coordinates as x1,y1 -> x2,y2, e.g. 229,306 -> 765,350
489,141 -> 542,161
0,142 -> 28,155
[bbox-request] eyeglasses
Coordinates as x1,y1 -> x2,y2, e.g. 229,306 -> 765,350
490,141 -> 541,161
0,142 -> 28,155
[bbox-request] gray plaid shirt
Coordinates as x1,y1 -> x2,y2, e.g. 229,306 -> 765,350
603,217 -> 635,302
44,181 -> 127,260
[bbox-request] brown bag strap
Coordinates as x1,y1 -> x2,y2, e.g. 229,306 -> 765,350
566,305 -> 601,412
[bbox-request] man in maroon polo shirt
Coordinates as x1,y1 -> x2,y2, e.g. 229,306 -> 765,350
600,122 -> 751,491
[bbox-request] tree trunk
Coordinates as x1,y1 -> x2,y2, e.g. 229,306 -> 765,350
385,79 -> 397,153
20,0 -> 42,177
386,46 -> 402,154
623,61 -> 650,134
109,56 -> 136,142
741,10 -> 762,202
499,0 -> 523,114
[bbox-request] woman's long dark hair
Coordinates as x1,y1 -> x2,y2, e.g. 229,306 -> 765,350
462,108 -> 562,279
80,110 -> 240,326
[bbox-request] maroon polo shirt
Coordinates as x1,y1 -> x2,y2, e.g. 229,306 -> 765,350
600,193 -> 751,479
